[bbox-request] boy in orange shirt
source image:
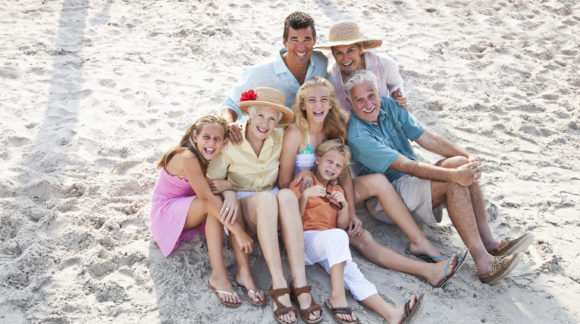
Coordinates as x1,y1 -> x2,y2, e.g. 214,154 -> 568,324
290,139 -> 424,324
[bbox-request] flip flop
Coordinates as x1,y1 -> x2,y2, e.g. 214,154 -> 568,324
236,281 -> 267,306
402,294 -> 426,324
405,249 -> 445,263
434,248 -> 470,288
208,281 -> 241,308
325,299 -> 358,324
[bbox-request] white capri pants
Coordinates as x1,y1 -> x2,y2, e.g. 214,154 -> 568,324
303,229 -> 377,301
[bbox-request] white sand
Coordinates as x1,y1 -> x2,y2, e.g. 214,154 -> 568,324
0,0 -> 578,323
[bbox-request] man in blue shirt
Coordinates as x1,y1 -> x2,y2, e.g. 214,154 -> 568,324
220,12 -> 328,144
345,70 -> 532,285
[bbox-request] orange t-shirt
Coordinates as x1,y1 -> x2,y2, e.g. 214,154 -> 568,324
289,176 -> 344,231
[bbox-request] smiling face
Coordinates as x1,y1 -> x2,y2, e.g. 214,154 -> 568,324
331,44 -> 364,77
315,149 -> 346,182
192,122 -> 227,161
247,106 -> 281,141
302,85 -> 332,124
283,26 -> 315,67
350,81 -> 381,123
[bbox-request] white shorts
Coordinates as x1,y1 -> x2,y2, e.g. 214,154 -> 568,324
366,175 -> 443,224
236,187 -> 280,199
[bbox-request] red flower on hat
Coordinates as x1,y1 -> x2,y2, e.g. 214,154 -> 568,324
240,90 -> 258,102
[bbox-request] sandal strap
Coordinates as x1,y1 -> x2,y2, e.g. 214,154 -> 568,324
300,302 -> 322,318
269,286 -> 297,318
291,285 -> 311,296
329,306 -> 353,315
404,298 -> 413,317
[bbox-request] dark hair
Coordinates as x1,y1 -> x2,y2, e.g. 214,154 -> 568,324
283,11 -> 316,41
157,115 -> 229,174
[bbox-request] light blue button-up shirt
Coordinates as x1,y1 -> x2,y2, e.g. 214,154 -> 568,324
347,97 -> 425,182
221,49 -> 328,121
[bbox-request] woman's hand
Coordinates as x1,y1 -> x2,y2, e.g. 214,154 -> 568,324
294,168 -> 314,192
392,88 -> 408,109
347,213 -> 363,237
208,179 -> 233,194
220,190 -> 239,224
228,123 -> 243,145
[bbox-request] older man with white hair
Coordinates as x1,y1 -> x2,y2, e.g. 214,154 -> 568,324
344,69 -> 532,285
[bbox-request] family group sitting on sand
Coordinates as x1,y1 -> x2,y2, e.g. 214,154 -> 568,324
149,12 -> 533,324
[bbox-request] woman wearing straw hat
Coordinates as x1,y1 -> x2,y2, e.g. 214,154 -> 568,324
207,87 -> 322,324
316,21 -> 408,117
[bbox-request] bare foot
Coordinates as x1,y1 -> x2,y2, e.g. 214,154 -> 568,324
209,272 -> 240,305
328,296 -> 356,322
407,239 -> 443,263
294,287 -> 322,322
425,253 -> 459,287
271,284 -> 297,324
389,295 -> 419,324
235,273 -> 265,305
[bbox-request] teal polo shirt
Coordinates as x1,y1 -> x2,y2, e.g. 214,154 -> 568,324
347,97 -> 425,182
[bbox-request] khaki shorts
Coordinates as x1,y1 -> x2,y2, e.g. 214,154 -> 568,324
365,175 -> 443,224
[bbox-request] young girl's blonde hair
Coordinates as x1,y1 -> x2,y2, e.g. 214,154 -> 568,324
292,76 -> 347,141
315,139 -> 351,175
157,115 -> 229,174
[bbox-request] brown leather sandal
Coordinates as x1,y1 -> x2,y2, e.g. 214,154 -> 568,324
291,285 -> 323,324
269,285 -> 298,324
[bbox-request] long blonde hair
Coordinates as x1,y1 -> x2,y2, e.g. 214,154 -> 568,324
292,76 -> 347,141
157,115 -> 229,174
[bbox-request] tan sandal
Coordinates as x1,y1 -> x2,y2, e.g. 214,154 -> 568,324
291,285 -> 323,324
269,285 -> 298,324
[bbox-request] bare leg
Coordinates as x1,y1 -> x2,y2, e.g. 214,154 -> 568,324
231,200 -> 265,304
349,230 -> 458,286
361,294 -> 406,324
205,215 -> 241,305
240,192 -> 295,324
432,180 -> 494,275
277,189 -> 321,321
436,157 -> 501,255
328,261 -> 356,322
469,183 -> 501,250
353,173 -> 441,257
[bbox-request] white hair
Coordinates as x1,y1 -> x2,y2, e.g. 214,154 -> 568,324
343,70 -> 379,102
248,106 -> 282,121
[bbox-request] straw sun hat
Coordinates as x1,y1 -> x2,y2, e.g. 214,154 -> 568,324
238,87 -> 294,124
315,21 -> 383,51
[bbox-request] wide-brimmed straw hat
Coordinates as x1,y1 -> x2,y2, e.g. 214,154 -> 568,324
315,21 -> 383,51
238,87 -> 294,124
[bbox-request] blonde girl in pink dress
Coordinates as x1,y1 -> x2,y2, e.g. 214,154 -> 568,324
151,115 -> 265,307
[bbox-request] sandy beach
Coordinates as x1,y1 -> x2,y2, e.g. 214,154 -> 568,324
0,0 -> 579,323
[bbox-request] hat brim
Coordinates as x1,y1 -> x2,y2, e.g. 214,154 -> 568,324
239,101 -> 294,124
315,39 -> 383,51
